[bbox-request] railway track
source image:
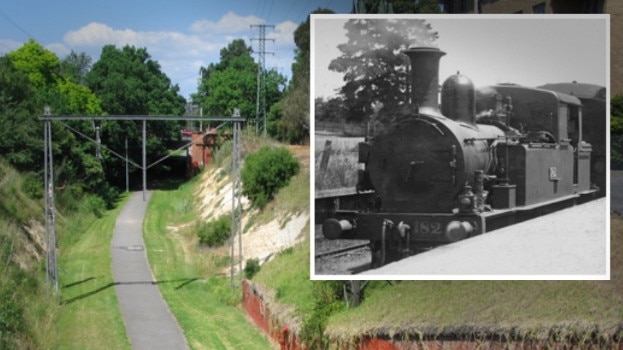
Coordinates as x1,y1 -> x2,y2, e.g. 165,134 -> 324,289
314,241 -> 369,259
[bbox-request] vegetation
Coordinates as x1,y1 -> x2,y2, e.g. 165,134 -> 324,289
328,18 -> 438,123
611,94 -> 623,169
314,135 -> 362,190
142,177 -> 274,350
56,195 -> 130,349
352,0 -> 442,13
243,258 -> 261,279
241,146 -> 300,209
85,44 -> 186,191
196,214 -> 231,247
194,39 -> 285,124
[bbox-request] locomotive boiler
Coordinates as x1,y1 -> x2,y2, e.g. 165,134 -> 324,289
321,47 -> 600,267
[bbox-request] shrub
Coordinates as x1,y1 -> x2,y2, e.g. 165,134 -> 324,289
241,146 -> 300,209
196,214 -> 231,247
300,281 -> 344,349
243,258 -> 261,279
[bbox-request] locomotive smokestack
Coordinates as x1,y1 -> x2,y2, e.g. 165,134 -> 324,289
403,47 -> 445,115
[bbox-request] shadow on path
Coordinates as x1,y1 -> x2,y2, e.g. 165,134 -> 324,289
61,277 -> 202,305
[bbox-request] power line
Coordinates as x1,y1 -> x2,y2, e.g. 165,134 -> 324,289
0,7 -> 34,39
266,0 -> 276,22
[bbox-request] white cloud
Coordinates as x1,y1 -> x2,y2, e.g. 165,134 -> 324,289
0,38 -> 24,54
190,11 -> 265,34
269,20 -> 297,48
57,11 -> 298,99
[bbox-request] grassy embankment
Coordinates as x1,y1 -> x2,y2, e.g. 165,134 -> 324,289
255,136 -> 623,347
0,160 -> 130,349
141,131 -> 310,350
144,131 -> 309,349
141,177 -> 273,350
0,161 -> 59,349
56,195 -> 131,349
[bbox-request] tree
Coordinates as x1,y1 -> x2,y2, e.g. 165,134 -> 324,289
60,51 -> 92,85
352,0 -> 441,13
275,8 -> 335,144
611,94 -> 623,169
7,39 -> 59,88
87,45 -> 185,116
85,45 -> 186,190
194,39 -> 285,123
0,56 -> 40,170
329,18 -> 438,122
2,41 -> 115,205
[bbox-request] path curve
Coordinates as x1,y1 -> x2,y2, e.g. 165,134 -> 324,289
111,191 -> 189,350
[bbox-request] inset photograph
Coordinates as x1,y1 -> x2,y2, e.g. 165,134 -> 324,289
311,14 -> 609,279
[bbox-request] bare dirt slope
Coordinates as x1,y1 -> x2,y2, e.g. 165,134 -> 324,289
195,145 -> 310,267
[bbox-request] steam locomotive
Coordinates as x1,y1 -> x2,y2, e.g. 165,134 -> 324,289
321,47 -> 606,267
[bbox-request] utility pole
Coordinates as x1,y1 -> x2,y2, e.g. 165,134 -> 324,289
250,24 -> 274,136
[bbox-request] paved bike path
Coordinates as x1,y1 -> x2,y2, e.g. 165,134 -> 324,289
111,191 -> 189,350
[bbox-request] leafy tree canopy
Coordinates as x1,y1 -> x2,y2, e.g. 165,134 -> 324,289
61,51 -> 92,85
329,18 -> 438,122
611,94 -> 623,169
7,39 -> 60,88
85,45 -> 186,190
86,45 -> 185,116
271,8 -> 334,144
194,39 -> 285,123
352,0 -> 442,13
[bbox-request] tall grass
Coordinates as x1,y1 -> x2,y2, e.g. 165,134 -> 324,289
314,135 -> 363,191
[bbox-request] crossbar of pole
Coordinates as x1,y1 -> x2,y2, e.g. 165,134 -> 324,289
39,115 -> 245,122
42,112 -> 245,295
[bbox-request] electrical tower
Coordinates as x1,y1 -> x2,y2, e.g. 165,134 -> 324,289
251,24 -> 274,135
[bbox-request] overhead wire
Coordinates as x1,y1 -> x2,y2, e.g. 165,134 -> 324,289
0,7 -> 34,39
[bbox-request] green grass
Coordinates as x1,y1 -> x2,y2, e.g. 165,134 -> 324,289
253,210 -> 623,347
253,233 -> 314,313
142,178 -> 274,350
56,194 -> 131,350
325,280 -> 623,340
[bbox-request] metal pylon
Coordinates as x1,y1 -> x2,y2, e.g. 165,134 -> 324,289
230,116 -> 243,287
43,119 -> 59,295
251,24 -> 274,136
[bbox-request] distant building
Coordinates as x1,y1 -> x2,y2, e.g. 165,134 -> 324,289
439,0 -> 622,96
182,128 -> 220,177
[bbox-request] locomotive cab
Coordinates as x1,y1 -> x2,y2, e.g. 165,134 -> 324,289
476,84 -> 593,204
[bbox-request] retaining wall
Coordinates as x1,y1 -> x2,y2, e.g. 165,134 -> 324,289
242,280 -> 304,350
243,280 -> 621,349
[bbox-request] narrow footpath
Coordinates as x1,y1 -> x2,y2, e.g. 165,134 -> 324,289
111,191 -> 189,350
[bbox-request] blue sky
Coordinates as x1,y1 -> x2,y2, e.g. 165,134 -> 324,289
0,0 -> 352,99
314,14 -> 609,99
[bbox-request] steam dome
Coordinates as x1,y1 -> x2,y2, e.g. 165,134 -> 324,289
441,72 -> 476,124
